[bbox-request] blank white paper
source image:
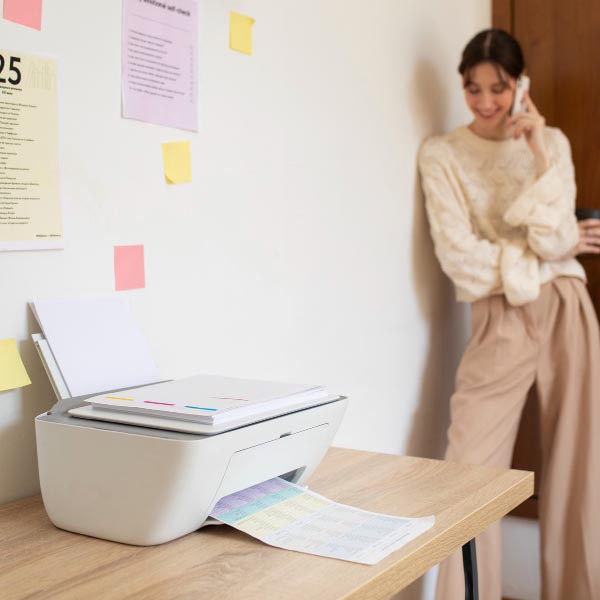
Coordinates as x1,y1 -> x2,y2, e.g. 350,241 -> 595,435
30,296 -> 161,397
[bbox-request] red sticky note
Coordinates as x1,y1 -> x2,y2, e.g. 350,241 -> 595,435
114,245 -> 146,291
3,0 -> 43,30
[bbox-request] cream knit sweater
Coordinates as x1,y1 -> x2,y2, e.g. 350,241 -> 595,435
418,125 -> 585,306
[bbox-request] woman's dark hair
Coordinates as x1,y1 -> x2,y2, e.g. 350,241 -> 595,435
459,29 -> 525,87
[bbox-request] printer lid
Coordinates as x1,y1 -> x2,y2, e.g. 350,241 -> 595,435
68,393 -> 343,435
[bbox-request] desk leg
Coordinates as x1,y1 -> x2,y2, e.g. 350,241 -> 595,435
462,538 -> 479,600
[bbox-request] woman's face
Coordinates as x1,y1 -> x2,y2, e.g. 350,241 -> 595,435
463,62 -> 516,135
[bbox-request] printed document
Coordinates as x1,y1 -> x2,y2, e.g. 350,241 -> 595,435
210,477 -> 435,565
122,0 -> 198,131
0,50 -> 63,251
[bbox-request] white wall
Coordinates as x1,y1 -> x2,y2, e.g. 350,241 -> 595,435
1,2 -> 491,596
502,517 -> 541,600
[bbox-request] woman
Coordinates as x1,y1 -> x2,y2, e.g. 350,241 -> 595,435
418,29 -> 600,600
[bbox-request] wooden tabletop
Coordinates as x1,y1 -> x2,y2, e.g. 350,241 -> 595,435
0,447 -> 533,600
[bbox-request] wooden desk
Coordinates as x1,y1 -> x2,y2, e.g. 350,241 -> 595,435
0,447 -> 533,600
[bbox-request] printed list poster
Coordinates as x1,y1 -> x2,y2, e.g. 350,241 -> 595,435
122,0 -> 198,131
0,50 -> 63,251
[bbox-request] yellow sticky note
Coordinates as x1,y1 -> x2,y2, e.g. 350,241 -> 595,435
161,140 -> 192,184
229,11 -> 255,55
0,338 -> 31,392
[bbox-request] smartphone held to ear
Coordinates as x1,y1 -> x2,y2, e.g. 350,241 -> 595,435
511,75 -> 530,115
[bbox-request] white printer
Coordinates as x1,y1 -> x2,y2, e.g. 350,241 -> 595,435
33,335 -> 347,546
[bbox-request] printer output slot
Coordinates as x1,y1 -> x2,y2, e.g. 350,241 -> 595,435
214,422 -> 330,500
278,467 -> 305,483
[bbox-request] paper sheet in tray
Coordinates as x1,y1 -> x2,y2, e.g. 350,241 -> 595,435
30,296 -> 160,397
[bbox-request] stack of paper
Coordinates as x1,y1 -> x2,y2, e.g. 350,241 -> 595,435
30,296 -> 161,398
86,374 -> 329,425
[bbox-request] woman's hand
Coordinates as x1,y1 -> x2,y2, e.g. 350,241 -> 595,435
576,219 -> 600,255
559,219 -> 600,259
506,91 -> 549,175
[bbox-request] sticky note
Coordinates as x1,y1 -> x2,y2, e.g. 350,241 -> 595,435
229,11 -> 255,55
3,0 -> 43,30
0,338 -> 32,392
114,245 -> 146,291
161,140 -> 192,184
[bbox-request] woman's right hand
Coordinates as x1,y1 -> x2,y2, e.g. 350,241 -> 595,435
506,91 -> 549,175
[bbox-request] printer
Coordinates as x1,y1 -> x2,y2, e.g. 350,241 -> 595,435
33,334 -> 348,546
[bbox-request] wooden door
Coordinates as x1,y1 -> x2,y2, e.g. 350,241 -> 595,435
493,0 -> 600,519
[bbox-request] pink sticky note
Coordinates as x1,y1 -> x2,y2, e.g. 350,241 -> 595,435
3,0 -> 43,30
114,245 -> 146,291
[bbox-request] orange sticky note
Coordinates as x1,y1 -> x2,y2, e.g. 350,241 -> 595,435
114,245 -> 146,291
3,0 -> 43,30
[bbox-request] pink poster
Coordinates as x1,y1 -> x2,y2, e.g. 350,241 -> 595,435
122,0 -> 198,131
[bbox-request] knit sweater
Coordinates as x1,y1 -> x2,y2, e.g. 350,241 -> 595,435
418,125 -> 585,306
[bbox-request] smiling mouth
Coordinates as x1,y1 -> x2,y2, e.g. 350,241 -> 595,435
477,110 -> 501,120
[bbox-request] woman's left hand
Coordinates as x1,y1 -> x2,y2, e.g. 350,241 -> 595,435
507,91 -> 549,173
576,219 -> 600,256
558,219 -> 600,260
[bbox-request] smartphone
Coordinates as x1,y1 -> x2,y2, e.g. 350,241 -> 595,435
511,75 -> 530,116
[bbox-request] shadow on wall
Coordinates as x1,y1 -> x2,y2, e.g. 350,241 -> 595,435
388,54 -> 470,600
405,58 -> 469,462
0,308 -> 56,504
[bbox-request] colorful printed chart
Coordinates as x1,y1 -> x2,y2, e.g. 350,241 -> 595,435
211,477 -> 435,565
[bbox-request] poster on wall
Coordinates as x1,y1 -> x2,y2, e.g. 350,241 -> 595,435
0,50 -> 63,251
122,0 -> 198,131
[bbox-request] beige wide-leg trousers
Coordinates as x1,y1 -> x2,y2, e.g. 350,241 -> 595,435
435,277 -> 600,600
